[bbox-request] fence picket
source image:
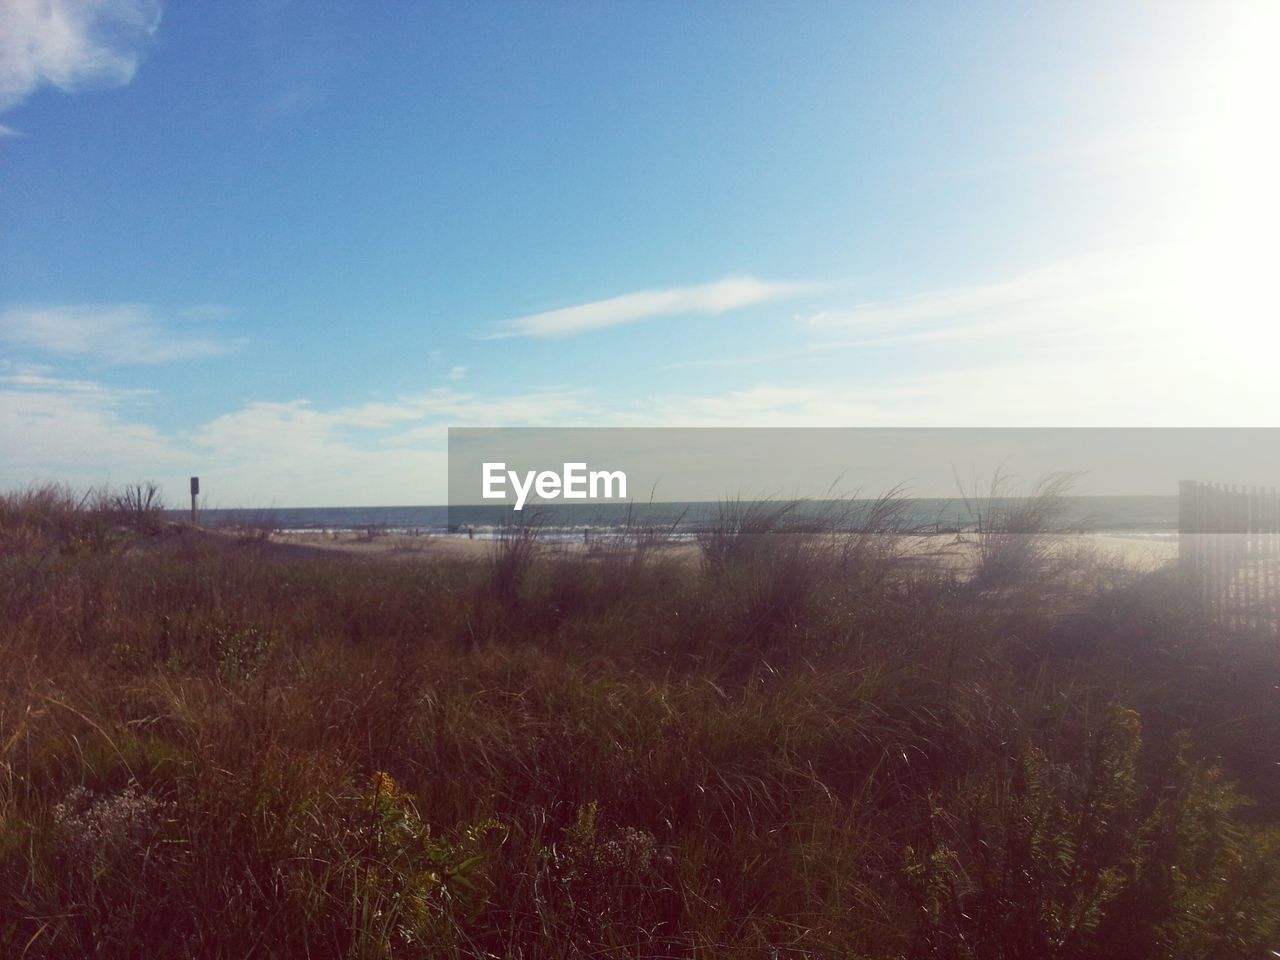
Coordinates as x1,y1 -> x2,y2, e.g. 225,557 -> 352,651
1179,480 -> 1279,633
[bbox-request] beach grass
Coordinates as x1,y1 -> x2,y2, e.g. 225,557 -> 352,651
1,484 -> 1278,958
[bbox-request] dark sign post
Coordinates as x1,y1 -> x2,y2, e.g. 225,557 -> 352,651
190,476 -> 200,526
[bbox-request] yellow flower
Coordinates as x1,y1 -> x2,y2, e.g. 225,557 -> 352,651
369,770 -> 400,800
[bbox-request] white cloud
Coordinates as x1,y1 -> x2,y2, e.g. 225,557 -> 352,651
5,347 -> 1277,507
620,370 -> 1136,429
630,240 -> 1280,428
0,303 -> 240,364
0,368 -> 153,400
670,241 -> 1275,379
447,365 -> 467,380
189,388 -> 589,452
485,276 -> 807,339
803,249 -> 1173,344
180,388 -> 592,505
0,0 -> 161,119
1,373 -> 594,505
0,368 -> 180,489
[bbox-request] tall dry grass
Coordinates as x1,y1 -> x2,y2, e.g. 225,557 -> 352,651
0,485 -> 1277,958
0,481 -> 168,557
959,471 -> 1081,590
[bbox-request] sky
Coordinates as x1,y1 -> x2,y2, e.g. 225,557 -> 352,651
1,0 -> 1278,506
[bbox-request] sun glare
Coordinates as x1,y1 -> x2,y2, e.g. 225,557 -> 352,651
1186,1 -> 1280,272
1148,0 -> 1280,370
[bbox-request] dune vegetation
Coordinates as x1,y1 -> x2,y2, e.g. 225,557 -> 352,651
1,483 -> 1278,959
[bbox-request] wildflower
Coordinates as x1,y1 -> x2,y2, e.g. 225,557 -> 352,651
369,770 -> 400,801
51,782 -> 174,863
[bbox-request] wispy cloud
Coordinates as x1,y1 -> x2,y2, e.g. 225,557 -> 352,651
647,242 -> 1279,426
0,303 -> 241,364
669,244 -> 1232,372
0,0 -> 161,121
485,276 -> 808,340
803,251 -> 1162,340
447,365 -> 468,381
801,240 -> 1280,370
0,365 -> 154,401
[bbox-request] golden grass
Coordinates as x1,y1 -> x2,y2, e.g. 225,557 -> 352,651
0,486 -> 1277,958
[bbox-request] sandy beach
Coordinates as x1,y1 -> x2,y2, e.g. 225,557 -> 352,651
259,528 -> 1180,570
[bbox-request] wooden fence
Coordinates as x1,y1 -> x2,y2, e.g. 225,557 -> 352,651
1179,480 -> 1280,632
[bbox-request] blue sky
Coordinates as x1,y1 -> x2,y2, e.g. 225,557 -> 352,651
1,0 -> 1277,505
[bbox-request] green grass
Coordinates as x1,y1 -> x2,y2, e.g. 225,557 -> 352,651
0,486 -> 1278,958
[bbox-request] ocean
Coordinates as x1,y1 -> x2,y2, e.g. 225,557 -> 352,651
178,495 -> 1181,542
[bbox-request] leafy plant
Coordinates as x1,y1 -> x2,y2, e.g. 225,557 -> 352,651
902,707 -> 1280,959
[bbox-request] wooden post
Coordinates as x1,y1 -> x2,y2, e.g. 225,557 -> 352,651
190,476 -> 200,526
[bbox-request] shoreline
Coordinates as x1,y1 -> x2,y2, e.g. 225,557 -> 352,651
255,529 -> 1180,569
